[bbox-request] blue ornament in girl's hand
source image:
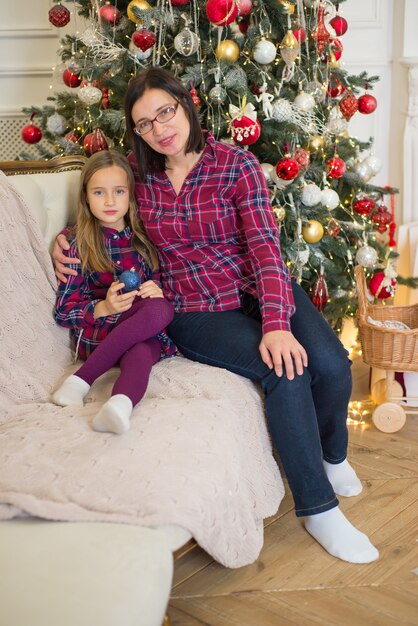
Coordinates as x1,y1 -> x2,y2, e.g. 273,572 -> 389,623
119,268 -> 141,292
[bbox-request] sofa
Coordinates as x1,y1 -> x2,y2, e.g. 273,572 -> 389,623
0,157 -> 284,626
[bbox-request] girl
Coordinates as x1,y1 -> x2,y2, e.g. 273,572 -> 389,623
52,150 -> 176,434
53,68 -> 378,564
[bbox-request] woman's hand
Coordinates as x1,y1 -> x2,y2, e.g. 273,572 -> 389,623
95,281 -> 138,318
52,234 -> 80,283
259,330 -> 308,380
138,280 -> 164,299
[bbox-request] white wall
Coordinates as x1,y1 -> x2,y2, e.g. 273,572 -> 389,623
0,0 -> 407,220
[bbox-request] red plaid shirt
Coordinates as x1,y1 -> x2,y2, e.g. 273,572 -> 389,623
54,225 -> 176,360
130,133 -> 295,334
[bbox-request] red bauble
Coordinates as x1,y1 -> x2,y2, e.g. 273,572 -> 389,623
293,26 -> 307,44
369,272 -> 396,299
330,37 -> 343,61
63,68 -> 82,88
293,147 -> 310,169
65,131 -> 80,143
339,89 -> 358,121
21,115 -> 42,144
276,157 -> 300,180
371,204 -> 393,232
230,117 -> 261,146
329,15 -> 348,37
48,4 -> 71,27
190,87 -> 201,108
99,2 -> 120,25
311,4 -> 330,54
327,77 -> 345,98
83,128 -> 109,155
101,87 -> 110,110
170,0 -> 190,5
353,198 -> 375,216
238,0 -> 253,16
206,0 -> 238,26
238,17 -> 250,34
311,274 -> 328,312
132,27 -> 156,51
357,94 -> 377,114
326,156 -> 346,179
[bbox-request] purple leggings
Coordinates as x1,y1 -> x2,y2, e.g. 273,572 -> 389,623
75,298 -> 174,406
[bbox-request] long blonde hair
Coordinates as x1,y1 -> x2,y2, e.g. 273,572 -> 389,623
75,150 -> 158,273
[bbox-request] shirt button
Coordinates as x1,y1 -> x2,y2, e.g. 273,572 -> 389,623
116,260 -> 121,265
113,234 -> 118,240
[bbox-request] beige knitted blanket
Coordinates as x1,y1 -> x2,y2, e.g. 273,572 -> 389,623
0,172 -> 284,568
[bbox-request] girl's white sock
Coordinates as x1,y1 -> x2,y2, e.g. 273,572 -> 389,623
92,394 -> 133,435
52,375 -> 90,407
323,459 -> 363,497
304,507 -> 379,563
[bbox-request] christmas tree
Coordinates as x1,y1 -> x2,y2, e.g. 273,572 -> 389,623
21,0 -> 409,332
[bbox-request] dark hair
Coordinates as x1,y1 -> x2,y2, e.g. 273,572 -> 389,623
124,66 -> 205,181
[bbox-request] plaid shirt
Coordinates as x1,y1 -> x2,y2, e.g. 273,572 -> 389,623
54,225 -> 176,361
130,132 -> 295,334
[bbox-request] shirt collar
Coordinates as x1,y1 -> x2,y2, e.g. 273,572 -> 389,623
101,224 -> 132,241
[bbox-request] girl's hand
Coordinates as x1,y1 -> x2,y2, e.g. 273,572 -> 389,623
53,234 -> 80,283
95,281 -> 138,318
259,330 -> 308,380
138,280 -> 164,299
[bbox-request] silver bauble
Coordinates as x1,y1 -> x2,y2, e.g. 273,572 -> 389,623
301,183 -> 322,206
271,99 -> 293,122
363,155 -> 382,175
78,84 -> 102,105
129,41 -> 152,60
260,162 -> 275,184
209,84 -> 227,105
253,40 -> 277,65
355,245 -> 378,268
294,92 -> 316,112
320,187 -> 340,210
355,161 -> 372,181
46,113 -> 66,135
174,28 -> 199,57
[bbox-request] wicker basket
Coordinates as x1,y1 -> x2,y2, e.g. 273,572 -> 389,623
355,265 -> 418,372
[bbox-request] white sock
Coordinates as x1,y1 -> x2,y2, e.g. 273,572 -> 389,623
52,375 -> 90,407
323,459 -> 363,497
304,507 -> 379,564
92,394 -> 133,435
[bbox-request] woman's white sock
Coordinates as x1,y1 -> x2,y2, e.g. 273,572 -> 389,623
92,394 -> 133,435
323,459 -> 363,497
304,507 -> 379,563
52,375 -> 90,407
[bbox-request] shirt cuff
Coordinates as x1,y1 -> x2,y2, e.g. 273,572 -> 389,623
262,317 -> 292,334
83,301 -> 119,327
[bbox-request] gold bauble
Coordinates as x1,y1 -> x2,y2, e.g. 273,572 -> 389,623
278,0 -> 295,14
307,135 -> 325,152
279,30 -> 299,66
302,220 -> 324,243
127,0 -> 151,23
273,206 -> 286,222
215,40 -> 240,63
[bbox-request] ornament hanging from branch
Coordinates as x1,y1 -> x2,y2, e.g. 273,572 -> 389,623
228,99 -> 261,145
311,3 -> 331,55
21,113 -> 42,144
48,4 -> 71,27
311,268 -> 329,312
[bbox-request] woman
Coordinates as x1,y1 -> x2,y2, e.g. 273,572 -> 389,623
54,67 -> 378,563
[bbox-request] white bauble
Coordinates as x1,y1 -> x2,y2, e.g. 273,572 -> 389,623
294,92 -> 316,112
253,40 -> 277,65
174,28 -> 199,57
321,187 -> 340,210
363,155 -> 382,175
355,245 -> 378,268
46,113 -> 66,135
271,99 -> 293,122
129,41 -> 152,60
355,161 -> 372,181
260,162 -> 275,184
301,183 -> 322,206
78,84 -> 102,105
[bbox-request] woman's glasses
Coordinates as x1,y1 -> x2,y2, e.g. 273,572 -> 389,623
133,102 -> 179,136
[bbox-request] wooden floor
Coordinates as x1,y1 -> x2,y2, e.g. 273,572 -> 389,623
168,357 -> 418,626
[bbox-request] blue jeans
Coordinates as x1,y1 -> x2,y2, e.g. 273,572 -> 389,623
167,280 -> 352,517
